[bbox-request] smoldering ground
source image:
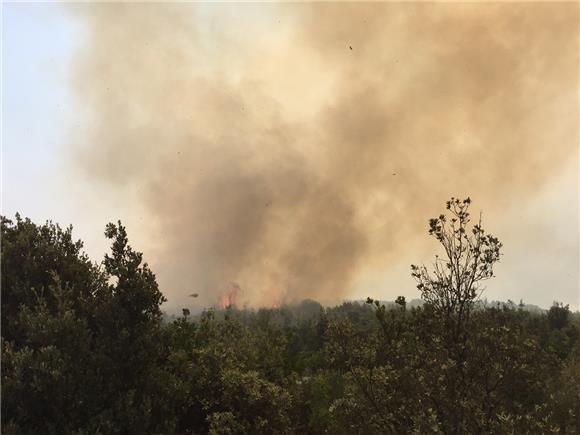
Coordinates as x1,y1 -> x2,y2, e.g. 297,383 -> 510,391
69,3 -> 578,308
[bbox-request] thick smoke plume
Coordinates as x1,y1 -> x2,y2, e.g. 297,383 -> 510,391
70,3 -> 578,308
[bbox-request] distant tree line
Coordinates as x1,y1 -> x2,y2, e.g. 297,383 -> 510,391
2,199 -> 579,434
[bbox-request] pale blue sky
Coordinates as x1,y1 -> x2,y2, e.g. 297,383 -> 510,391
3,3 -> 82,223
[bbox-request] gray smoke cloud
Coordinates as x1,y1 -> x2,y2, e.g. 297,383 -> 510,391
69,3 -> 578,308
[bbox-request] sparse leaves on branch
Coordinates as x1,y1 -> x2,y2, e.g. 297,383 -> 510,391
411,197 -> 502,320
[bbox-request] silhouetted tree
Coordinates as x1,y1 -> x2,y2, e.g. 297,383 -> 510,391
548,302 -> 570,330
411,197 -> 502,338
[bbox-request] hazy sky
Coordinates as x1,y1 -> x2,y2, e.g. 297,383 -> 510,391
2,3 -> 579,310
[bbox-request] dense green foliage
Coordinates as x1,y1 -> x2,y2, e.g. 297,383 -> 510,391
2,202 -> 579,434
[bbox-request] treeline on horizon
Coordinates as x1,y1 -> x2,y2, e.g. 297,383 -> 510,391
164,298 -> 557,324
2,198 -> 579,434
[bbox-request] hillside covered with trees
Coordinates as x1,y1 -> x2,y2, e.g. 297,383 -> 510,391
2,199 -> 579,434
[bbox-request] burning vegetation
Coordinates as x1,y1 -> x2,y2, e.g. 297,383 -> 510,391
218,283 -> 242,309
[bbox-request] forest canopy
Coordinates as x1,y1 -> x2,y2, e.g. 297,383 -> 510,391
1,199 -> 579,434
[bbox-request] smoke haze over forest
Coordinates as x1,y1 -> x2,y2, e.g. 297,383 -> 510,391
4,3 -> 579,309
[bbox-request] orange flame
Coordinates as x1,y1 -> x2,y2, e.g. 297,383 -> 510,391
271,296 -> 286,309
218,283 -> 241,309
